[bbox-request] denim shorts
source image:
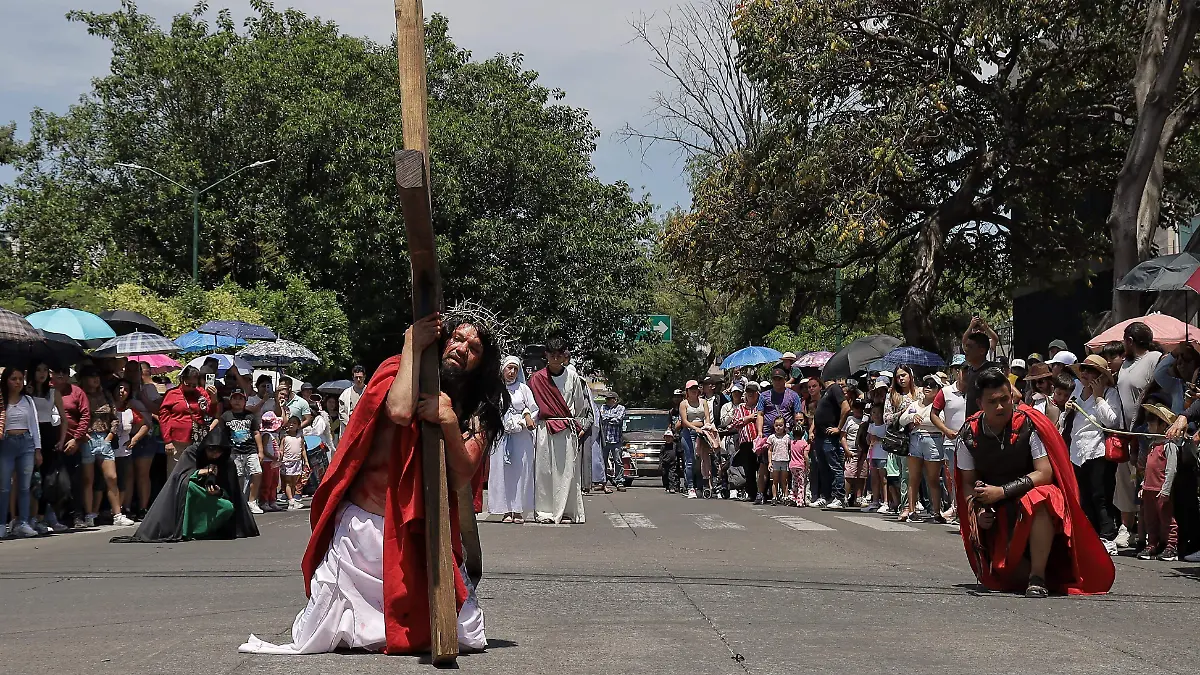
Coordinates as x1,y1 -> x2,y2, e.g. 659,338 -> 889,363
81,433 -> 115,464
909,432 -> 944,462
131,433 -> 162,459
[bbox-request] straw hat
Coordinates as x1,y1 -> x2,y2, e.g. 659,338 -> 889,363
1142,402 -> 1177,426
1070,354 -> 1114,386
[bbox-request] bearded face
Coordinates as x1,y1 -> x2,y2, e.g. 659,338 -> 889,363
441,323 -> 484,385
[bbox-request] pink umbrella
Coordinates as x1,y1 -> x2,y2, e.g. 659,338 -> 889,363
128,353 -> 182,375
1086,313 -> 1199,350
794,351 -> 835,368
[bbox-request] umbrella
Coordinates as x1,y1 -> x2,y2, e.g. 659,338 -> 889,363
1086,313 -> 1200,349
128,353 -> 181,375
0,310 -> 57,367
882,346 -> 946,369
236,339 -> 320,367
92,331 -> 180,357
794,351 -> 834,368
318,379 -> 353,395
37,330 -> 87,369
720,346 -> 783,370
174,329 -> 248,354
26,308 -> 116,348
197,320 -> 277,342
1116,252 -> 1200,293
185,354 -> 254,377
821,335 -> 902,381
99,310 -> 162,336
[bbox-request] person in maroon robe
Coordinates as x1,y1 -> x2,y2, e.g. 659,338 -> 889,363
955,368 -> 1115,597
240,312 -> 507,655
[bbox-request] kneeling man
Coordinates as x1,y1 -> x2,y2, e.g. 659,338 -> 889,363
241,312 -> 506,654
955,368 -> 1114,597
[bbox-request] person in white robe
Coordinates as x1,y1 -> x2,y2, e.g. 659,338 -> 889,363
530,341 -> 593,524
488,356 -> 538,523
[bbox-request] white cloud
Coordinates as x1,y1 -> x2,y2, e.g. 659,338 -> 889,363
0,0 -> 691,207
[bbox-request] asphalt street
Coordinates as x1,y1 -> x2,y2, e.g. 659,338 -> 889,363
1,481 -> 1197,675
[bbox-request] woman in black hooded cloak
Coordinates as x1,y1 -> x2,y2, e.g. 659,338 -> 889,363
113,427 -> 259,542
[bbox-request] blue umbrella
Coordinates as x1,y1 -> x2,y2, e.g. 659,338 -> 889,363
26,308 -> 116,348
197,320 -> 277,342
721,346 -> 783,370
882,346 -> 946,369
174,330 -> 248,354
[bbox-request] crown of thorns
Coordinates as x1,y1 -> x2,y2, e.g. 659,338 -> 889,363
443,299 -> 513,352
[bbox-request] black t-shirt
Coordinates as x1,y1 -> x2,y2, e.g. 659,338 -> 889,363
813,384 -> 846,436
963,360 -> 1000,418
221,410 -> 260,454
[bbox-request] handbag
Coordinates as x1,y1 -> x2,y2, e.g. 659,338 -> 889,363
727,464 -> 747,489
882,419 -> 910,456
1064,402 -> 1131,464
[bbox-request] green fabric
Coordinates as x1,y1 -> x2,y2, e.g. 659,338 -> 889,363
181,471 -> 234,540
885,452 -> 903,478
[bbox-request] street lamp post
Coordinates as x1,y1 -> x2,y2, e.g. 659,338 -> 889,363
114,159 -> 276,281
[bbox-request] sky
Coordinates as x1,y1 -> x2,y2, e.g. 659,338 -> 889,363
0,0 -> 692,210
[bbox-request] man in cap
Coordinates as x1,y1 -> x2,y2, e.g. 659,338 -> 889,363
221,387 -> 265,514
1009,359 -> 1027,392
1048,340 -> 1070,360
598,391 -> 628,492
755,366 -> 802,504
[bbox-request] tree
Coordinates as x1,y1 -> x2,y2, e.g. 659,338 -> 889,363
0,1 -> 654,368
1110,0 -> 1200,321
717,0 -> 1143,350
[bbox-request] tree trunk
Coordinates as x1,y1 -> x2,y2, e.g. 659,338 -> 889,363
1109,0 -> 1200,322
901,212 -> 944,353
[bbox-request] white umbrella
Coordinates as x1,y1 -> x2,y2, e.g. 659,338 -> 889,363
185,354 -> 254,376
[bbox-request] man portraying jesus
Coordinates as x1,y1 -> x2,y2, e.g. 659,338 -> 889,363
240,311 -> 507,655
955,368 -> 1114,597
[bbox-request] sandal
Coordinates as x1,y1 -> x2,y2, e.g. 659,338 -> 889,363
1025,575 -> 1049,598
536,517 -> 556,525
898,511 -> 911,522
513,516 -> 524,524
603,484 -> 614,494
502,514 -> 514,523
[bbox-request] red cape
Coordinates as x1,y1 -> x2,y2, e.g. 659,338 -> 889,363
301,355 -> 468,654
955,404 -> 1115,595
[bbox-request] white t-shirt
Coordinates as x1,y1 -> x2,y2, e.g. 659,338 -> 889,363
867,422 -> 888,460
768,433 -> 791,462
842,416 -> 861,451
937,384 -> 967,434
114,408 -> 138,458
956,423 -> 1049,470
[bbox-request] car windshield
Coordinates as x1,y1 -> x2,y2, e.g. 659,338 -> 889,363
624,413 -> 668,433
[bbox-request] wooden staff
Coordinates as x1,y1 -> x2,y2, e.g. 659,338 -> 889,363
394,0 -> 457,664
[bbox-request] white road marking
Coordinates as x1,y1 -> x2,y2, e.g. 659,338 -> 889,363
686,514 -> 745,530
769,515 -> 834,531
835,515 -> 918,532
476,512 -> 489,521
621,513 -> 656,528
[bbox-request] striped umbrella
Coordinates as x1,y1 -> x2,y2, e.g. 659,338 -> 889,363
237,339 -> 320,367
92,331 -> 181,357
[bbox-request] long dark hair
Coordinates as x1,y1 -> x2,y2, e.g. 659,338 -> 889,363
1,366 -> 26,406
28,362 -> 52,398
441,321 -> 509,450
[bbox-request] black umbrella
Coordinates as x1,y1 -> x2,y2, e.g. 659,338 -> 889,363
0,309 -> 51,367
318,379 -> 353,396
1116,252 -> 1200,293
821,335 -> 902,381
99,310 -> 163,336
37,330 -> 86,369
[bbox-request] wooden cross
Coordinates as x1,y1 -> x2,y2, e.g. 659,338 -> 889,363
394,0 -> 458,664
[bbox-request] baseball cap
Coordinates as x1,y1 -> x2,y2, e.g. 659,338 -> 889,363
730,381 -> 745,393
301,382 -> 314,390
878,370 -> 894,379
1047,351 -> 1077,366
229,387 -> 246,398
872,377 -> 890,391
1048,339 -> 1069,352
1010,359 -> 1027,371
950,354 -> 966,367
685,380 -> 700,390
770,366 -> 788,379
673,389 -> 683,396
1027,353 -> 1044,364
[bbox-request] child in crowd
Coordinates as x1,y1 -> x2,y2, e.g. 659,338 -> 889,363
258,411 -> 282,512
842,398 -> 866,507
789,412 -> 810,507
279,415 -> 309,511
865,404 -> 892,514
1138,404 -> 1181,561
767,416 -> 791,505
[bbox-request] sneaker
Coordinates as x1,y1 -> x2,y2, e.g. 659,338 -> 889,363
687,489 -> 698,499
1136,546 -> 1160,561
0,523 -> 6,539
915,502 -> 927,513
72,517 -> 85,529
84,514 -> 97,528
877,505 -> 895,515
248,500 -> 264,515
1103,538 -> 1118,556
1114,524 -> 1131,549
862,501 -> 881,512
112,513 -> 136,527
702,488 -> 711,499
811,498 -> 828,509
1157,546 -> 1179,562
13,522 -> 38,538
753,495 -> 764,505
826,499 -> 845,510
32,520 -> 50,535
1183,549 -> 1200,563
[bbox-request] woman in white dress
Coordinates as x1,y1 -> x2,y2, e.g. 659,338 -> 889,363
488,356 -> 539,523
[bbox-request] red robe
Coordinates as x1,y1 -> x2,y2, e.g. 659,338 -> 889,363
955,404 -> 1115,595
300,355 -> 468,654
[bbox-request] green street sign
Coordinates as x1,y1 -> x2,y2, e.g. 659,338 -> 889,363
616,315 -> 673,343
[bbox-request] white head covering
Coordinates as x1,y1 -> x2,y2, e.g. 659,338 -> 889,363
501,355 -> 525,388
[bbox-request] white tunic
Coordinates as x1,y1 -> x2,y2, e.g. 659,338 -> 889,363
532,368 -> 593,523
488,382 -> 539,516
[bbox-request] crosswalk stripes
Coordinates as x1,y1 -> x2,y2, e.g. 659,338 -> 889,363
685,513 -> 745,530
607,513 -> 657,529
835,515 -> 919,532
769,515 -> 834,531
